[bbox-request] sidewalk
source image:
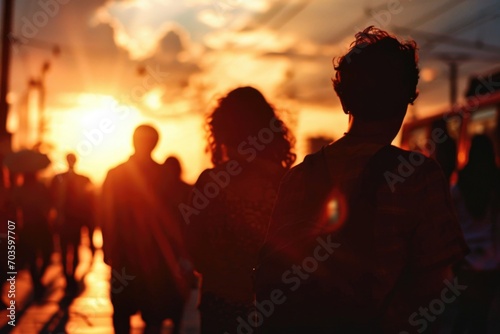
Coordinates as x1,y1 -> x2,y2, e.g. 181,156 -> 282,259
1,231 -> 200,334
3,233 -> 499,333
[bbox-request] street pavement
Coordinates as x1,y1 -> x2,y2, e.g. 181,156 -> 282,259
0,229 -> 200,334
4,230 -> 499,334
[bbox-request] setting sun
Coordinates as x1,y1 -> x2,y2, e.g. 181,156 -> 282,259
45,93 -> 142,183
43,93 -> 209,185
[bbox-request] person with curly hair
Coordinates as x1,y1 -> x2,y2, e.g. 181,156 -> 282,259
256,27 -> 468,333
186,86 -> 295,334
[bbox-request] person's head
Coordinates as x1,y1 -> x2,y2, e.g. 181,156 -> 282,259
66,153 -> 77,169
163,156 -> 182,179
133,124 -> 159,158
431,119 -> 448,135
207,86 -> 295,168
333,26 -> 419,122
467,134 -> 495,168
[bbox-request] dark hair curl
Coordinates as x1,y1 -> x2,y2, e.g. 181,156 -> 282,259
207,86 -> 295,168
333,26 -> 419,120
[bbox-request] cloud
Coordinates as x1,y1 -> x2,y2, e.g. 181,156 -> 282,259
94,0 -> 190,59
10,0 -> 130,94
94,0 -> 272,58
195,0 -> 270,28
125,27 -> 203,117
10,0 -> 345,120
262,49 -> 339,106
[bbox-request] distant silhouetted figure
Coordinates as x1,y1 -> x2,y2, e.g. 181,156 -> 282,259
163,156 -> 191,194
163,156 -> 192,233
10,172 -> 53,301
51,153 -> 94,293
451,135 -> 500,333
431,119 -> 457,185
186,86 -> 295,334
256,27 -> 468,334
0,156 -> 12,309
162,156 -> 197,290
101,125 -> 189,334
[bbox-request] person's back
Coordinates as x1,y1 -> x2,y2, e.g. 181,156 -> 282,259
51,153 -> 94,291
11,173 -> 53,300
51,154 -> 93,243
101,125 -> 188,334
190,159 -> 283,302
451,135 -> 500,333
186,86 -> 295,334
162,156 -> 192,239
12,174 -> 51,230
103,153 -> 168,274
52,172 -> 92,225
256,27 -> 468,334
452,135 -> 500,271
163,156 -> 191,203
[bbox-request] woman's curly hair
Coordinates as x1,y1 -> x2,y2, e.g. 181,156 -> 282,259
206,86 -> 296,169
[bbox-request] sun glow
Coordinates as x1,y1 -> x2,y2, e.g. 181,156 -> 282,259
44,93 -> 209,187
143,88 -> 164,111
46,93 -> 144,184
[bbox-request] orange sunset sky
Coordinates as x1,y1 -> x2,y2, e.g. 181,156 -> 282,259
2,0 -> 499,184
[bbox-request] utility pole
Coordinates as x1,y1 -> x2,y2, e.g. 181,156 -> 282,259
33,61 -> 50,146
0,0 -> 14,152
436,53 -> 469,109
449,61 -> 458,107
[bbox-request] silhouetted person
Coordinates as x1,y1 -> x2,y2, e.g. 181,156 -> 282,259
51,153 -> 94,293
101,125 -> 189,334
186,86 -> 295,334
431,119 -> 457,185
10,172 -> 53,301
0,155 -> 11,309
162,156 -> 197,290
163,156 -> 192,234
256,27 -> 468,334
163,156 -> 191,196
451,135 -> 500,333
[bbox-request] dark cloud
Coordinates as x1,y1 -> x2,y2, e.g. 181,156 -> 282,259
157,30 -> 185,57
142,28 -> 202,104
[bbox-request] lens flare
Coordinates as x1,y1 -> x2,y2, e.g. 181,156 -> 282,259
320,188 -> 347,233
